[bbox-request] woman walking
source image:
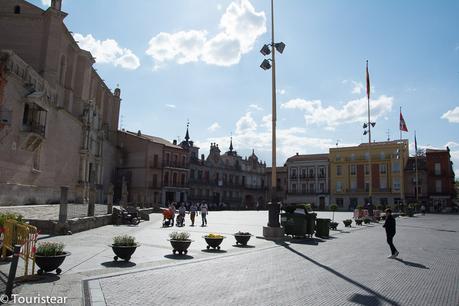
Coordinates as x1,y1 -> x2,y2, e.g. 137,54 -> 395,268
383,209 -> 399,259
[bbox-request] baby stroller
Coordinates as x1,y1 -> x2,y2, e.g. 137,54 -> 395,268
162,208 -> 174,227
176,213 -> 185,227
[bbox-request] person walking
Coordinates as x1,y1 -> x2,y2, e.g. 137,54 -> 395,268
383,208 -> 399,258
190,202 -> 197,226
201,202 -> 208,227
169,202 -> 176,226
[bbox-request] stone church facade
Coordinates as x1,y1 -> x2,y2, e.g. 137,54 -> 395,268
0,0 -> 120,205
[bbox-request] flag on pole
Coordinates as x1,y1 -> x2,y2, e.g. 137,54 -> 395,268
414,131 -> 418,153
366,60 -> 370,100
400,111 -> 408,132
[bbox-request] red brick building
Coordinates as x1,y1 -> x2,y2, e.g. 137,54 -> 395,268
426,148 -> 456,212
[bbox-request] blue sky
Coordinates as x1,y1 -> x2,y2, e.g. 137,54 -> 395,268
35,0 -> 459,175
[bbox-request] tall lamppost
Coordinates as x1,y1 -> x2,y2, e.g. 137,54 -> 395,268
260,0 -> 285,234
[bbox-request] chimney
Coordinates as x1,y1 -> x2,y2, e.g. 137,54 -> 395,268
201,154 -> 205,161
51,0 -> 62,10
173,140 -> 177,145
137,130 -> 141,136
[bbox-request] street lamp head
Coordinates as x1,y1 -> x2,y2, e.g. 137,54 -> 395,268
260,44 -> 271,56
274,42 -> 286,54
363,130 -> 368,135
363,123 -> 368,129
371,122 -> 376,127
260,59 -> 272,70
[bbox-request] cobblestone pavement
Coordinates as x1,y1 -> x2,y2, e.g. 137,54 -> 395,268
1,212 -> 458,305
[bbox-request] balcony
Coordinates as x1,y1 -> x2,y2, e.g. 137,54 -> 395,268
163,161 -> 189,169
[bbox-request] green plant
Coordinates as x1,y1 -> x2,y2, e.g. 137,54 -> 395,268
0,213 -> 24,227
235,231 -> 251,236
329,204 -> 338,221
35,242 -> 65,256
113,235 -> 137,246
169,231 -> 190,240
343,219 -> 352,227
356,204 -> 364,211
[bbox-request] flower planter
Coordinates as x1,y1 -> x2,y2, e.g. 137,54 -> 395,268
35,252 -> 71,275
355,219 -> 363,226
111,244 -> 139,262
204,236 -> 225,250
363,219 -> 371,224
169,239 -> 192,255
343,220 -> 352,227
234,234 -> 252,246
329,222 -> 339,230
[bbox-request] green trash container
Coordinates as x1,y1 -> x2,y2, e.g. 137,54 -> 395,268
306,213 -> 317,237
316,218 -> 330,238
281,212 -> 308,237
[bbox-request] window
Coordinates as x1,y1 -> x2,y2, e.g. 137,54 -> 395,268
380,164 -> 387,174
301,168 -> 307,178
14,5 -> 21,14
350,179 -> 357,191
318,167 -> 325,178
291,183 -> 297,193
393,178 -> 400,191
152,174 -> 157,188
364,152 -> 370,160
365,181 -> 369,192
336,198 -> 344,208
380,178 -> 387,190
182,155 -> 186,167
197,170 -> 203,179
336,155 -> 341,161
380,152 -> 385,160
181,173 -> 185,185
434,163 -> 441,176
190,169 -> 195,180
336,181 -> 342,192
319,182 -> 325,193
33,145 -> 41,171
350,164 -> 356,175
309,183 -> 315,193
350,153 -> 355,161
302,184 -> 307,193
164,172 -> 169,185
290,168 -> 297,179
153,154 -> 158,167
172,172 -> 177,186
336,165 -> 342,176
435,180 -> 442,193
308,168 -> 314,178
364,165 -> 369,175
392,160 -> 400,172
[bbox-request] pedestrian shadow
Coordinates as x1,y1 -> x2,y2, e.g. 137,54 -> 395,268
100,261 -> 137,268
164,254 -> 194,260
349,293 -> 382,306
275,240 -> 400,306
15,273 -> 60,284
289,238 -> 324,245
394,258 -> 429,269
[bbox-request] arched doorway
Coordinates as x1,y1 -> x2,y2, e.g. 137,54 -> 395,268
244,194 -> 255,209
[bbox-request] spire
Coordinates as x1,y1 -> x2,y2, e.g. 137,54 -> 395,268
229,136 -> 233,152
184,121 -> 190,142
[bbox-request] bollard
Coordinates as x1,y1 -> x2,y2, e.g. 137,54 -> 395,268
87,188 -> 95,216
59,186 -> 68,223
5,245 -> 21,298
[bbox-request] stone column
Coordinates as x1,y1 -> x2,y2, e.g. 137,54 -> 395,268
107,184 -> 114,214
88,187 -> 95,216
59,186 -> 68,223
121,176 -> 128,208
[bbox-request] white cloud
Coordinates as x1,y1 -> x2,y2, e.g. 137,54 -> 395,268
41,0 -> 51,5
145,0 -> 266,68
235,112 -> 257,134
73,33 -> 140,70
276,89 -> 286,95
281,95 -> 393,128
351,81 -> 364,94
208,122 -> 221,132
261,114 -> 271,129
217,4 -> 223,10
249,104 -> 263,111
165,104 -> 176,108
441,106 -> 459,123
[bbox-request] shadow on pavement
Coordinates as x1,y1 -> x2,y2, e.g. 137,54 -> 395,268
201,249 -> 228,254
100,261 -> 137,268
275,240 -> 400,306
164,254 -> 194,260
232,245 -> 255,248
349,293 -> 382,306
15,273 -> 60,284
289,238 -> 324,246
394,258 -> 429,269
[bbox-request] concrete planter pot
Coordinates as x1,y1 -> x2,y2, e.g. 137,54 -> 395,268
169,239 -> 192,255
111,244 -> 139,262
35,251 -> 71,275
234,234 -> 252,246
203,236 -> 225,250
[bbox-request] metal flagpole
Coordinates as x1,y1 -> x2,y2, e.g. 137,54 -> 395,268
366,61 -> 372,204
415,131 -> 419,203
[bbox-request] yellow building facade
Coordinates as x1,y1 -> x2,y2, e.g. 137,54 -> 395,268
329,140 -> 409,209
